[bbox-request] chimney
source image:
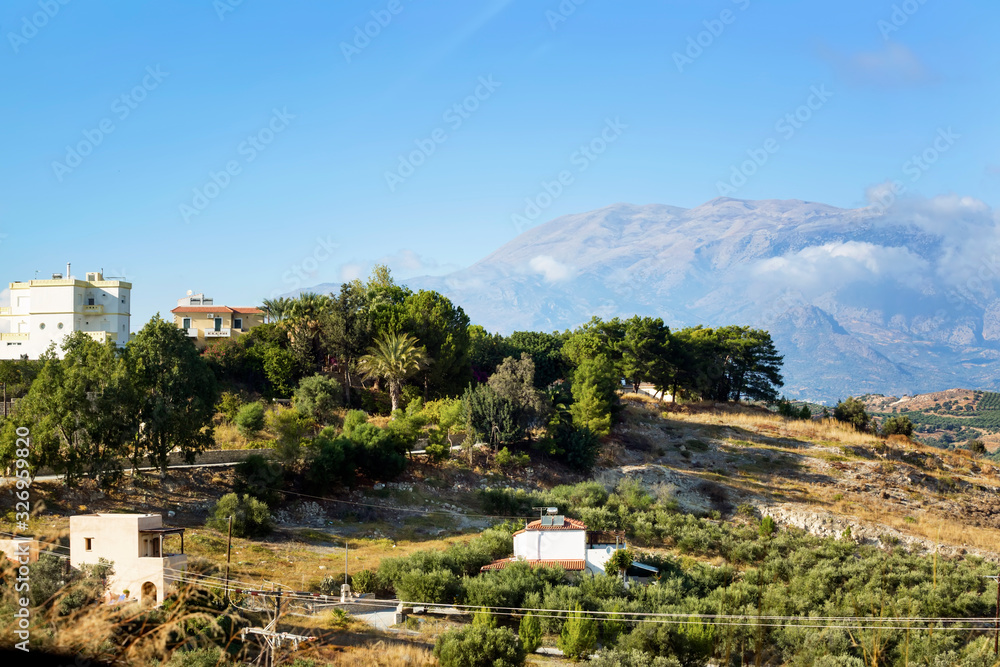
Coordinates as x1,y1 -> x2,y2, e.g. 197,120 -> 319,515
66,262 -> 71,279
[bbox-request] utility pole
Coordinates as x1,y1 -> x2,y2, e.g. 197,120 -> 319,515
238,589 -> 316,667
224,516 -> 233,605
345,539 -> 349,584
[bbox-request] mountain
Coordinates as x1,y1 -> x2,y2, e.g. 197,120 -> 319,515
397,196 -> 1000,402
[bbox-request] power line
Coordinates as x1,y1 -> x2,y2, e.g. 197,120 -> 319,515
268,486 -> 523,521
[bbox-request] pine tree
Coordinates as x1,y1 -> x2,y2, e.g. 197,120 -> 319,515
558,604 -> 597,660
519,612 -> 542,653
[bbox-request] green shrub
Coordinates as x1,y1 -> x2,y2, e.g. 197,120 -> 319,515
880,415 -> 913,437
519,612 -> 542,653
558,604 -> 597,660
163,647 -> 234,667
395,568 -> 461,604
350,423 -> 408,480
833,397 -> 870,432
234,402 -> 266,437
234,454 -> 283,505
307,428 -> 356,488
759,515 -> 777,539
342,409 -> 369,438
208,493 -> 273,537
293,374 -> 342,424
350,569 -> 384,595
473,607 -> 497,628
434,626 -> 525,667
217,391 -> 245,423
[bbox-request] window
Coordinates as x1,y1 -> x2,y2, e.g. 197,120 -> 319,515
88,297 -> 95,306
234,318 -> 242,330
39,323 -> 45,330
57,323 -> 63,329
214,317 -> 222,331
85,538 -> 93,551
182,318 -> 191,329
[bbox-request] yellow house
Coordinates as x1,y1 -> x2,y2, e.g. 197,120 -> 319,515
171,293 -> 264,348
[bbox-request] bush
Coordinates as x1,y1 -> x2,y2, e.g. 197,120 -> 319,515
350,423 -> 408,480
217,391 -> 245,423
293,374 -> 342,424
235,402 -> 266,437
208,493 -> 273,537
342,409 -> 369,438
965,439 -> 987,456
434,626 -> 525,667
589,649 -> 680,667
307,428 -> 356,488
350,569 -> 384,595
833,397 -> 870,432
395,568 -> 461,604
234,454 -> 283,505
519,612 -> 542,653
163,647 -> 234,667
558,604 -> 597,660
880,415 -> 913,437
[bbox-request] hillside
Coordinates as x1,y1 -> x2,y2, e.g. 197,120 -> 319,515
5,396 -> 1000,664
309,195 -> 1000,403
861,389 -> 1000,450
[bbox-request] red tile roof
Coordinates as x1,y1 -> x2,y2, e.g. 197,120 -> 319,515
480,558 -> 586,572
170,306 -> 262,314
523,517 -> 587,531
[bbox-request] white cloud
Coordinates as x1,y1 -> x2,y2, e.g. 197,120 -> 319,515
529,255 -> 573,282
753,241 -> 928,294
824,42 -> 936,87
338,263 -> 364,282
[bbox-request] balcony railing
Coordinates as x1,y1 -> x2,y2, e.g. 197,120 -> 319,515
0,307 -> 10,316
185,328 -> 198,337
0,333 -> 29,341
205,328 -> 231,338
83,304 -> 103,314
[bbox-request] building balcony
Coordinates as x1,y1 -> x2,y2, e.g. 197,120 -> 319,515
184,328 -> 198,337
0,307 -> 10,316
0,333 -> 29,341
84,331 -> 118,344
83,304 -> 104,314
205,329 -> 231,338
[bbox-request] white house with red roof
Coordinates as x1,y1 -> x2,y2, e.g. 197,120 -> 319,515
481,513 -> 632,575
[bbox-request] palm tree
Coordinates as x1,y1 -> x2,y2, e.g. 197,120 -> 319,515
358,332 -> 429,413
261,297 -> 293,323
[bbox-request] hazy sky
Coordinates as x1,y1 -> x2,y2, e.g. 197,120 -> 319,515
2,0 -> 997,327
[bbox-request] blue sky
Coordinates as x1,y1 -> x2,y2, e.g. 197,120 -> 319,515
1,0 -> 997,327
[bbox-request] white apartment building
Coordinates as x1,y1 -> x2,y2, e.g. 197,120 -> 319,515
0,265 -> 131,360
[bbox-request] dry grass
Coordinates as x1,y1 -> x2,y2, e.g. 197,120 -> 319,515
321,640 -> 436,666
185,526 -> 482,593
